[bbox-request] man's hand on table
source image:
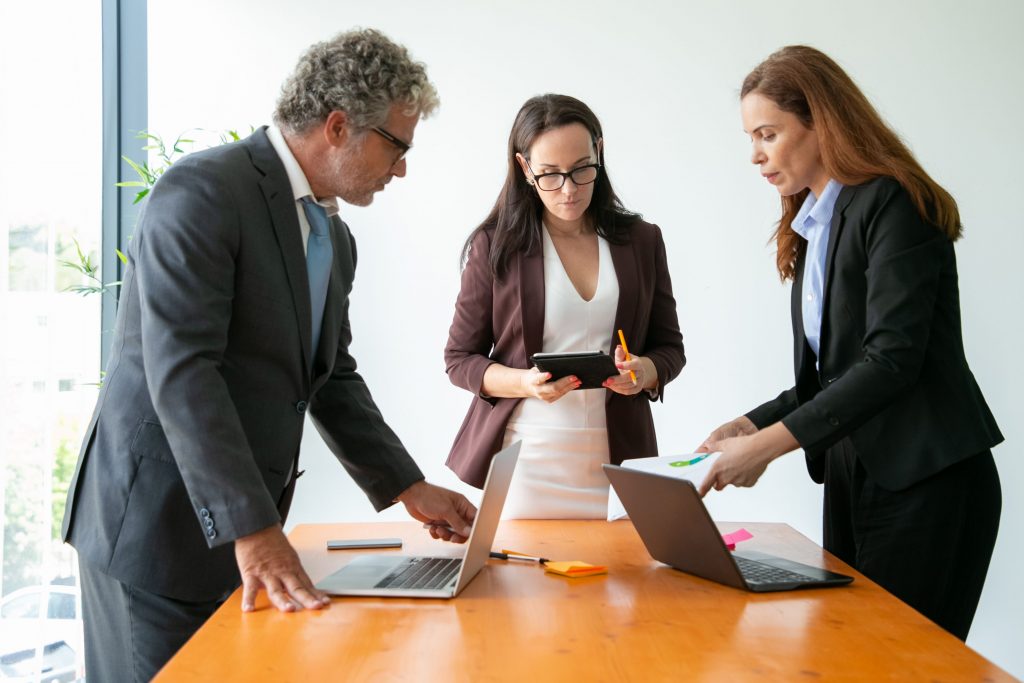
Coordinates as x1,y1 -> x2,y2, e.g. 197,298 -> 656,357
234,523 -> 331,613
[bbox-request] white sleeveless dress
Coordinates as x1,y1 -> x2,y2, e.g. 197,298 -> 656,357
501,226 -> 619,519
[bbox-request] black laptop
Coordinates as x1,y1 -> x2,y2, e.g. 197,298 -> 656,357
603,464 -> 853,592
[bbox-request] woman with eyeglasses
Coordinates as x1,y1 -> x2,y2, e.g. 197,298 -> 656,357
695,46 -> 1002,640
443,94 -> 685,517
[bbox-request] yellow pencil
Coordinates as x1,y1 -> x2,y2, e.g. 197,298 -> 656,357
617,329 -> 638,385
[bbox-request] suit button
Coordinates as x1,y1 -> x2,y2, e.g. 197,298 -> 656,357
207,529 -> 217,540
829,416 -> 840,426
200,508 -> 211,518
204,518 -> 215,530
295,400 -> 308,414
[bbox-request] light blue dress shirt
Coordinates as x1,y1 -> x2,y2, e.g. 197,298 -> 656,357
791,179 -> 844,359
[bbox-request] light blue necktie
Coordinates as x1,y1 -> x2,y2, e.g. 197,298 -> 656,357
300,197 -> 334,361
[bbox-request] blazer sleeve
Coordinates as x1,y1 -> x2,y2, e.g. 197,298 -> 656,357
781,184 -> 948,453
745,387 -> 799,428
135,161 -> 281,547
642,224 -> 687,401
444,230 -> 499,404
308,231 -> 425,510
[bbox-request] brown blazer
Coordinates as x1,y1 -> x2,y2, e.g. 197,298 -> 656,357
445,220 -> 686,487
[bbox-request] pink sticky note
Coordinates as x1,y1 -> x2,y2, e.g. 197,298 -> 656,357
722,528 -> 753,550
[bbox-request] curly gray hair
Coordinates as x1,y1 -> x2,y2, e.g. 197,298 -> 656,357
274,28 -> 439,133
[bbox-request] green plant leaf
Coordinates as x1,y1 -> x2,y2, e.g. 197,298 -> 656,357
58,259 -> 87,276
122,155 -> 156,185
66,284 -> 106,296
116,249 -> 128,264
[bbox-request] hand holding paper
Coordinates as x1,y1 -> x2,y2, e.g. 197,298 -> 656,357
694,415 -> 758,453
697,422 -> 800,496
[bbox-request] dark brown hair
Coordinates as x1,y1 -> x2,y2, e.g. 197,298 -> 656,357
462,94 -> 640,276
742,45 -> 961,281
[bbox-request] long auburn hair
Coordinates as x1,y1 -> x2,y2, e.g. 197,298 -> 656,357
462,94 -> 641,277
742,45 -> 962,281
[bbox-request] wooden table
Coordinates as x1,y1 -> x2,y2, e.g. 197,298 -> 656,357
155,521 -> 1013,681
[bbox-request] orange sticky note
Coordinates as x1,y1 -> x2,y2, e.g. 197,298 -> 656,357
543,561 -> 608,578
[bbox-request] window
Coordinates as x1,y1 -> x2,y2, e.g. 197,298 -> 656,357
48,591 -> 77,620
1,1 -> 101,679
1,594 -> 41,620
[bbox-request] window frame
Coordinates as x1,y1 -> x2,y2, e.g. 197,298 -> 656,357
101,0 -> 147,368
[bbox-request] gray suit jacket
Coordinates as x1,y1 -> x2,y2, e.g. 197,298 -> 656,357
62,127 -> 424,601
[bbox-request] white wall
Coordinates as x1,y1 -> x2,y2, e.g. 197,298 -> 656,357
149,0 -> 1023,675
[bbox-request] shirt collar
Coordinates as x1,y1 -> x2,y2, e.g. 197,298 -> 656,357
809,178 -> 843,227
265,125 -> 340,218
792,178 -> 844,239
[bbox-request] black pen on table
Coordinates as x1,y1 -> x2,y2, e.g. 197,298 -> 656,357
489,550 -> 550,564
422,523 -> 548,563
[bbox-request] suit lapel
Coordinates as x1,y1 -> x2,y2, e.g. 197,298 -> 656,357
609,239 -> 638,354
248,127 -> 314,374
818,185 -> 856,358
792,246 -> 809,375
519,243 -> 545,359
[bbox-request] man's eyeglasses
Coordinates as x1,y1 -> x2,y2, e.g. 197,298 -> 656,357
526,160 -> 601,191
371,126 -> 412,163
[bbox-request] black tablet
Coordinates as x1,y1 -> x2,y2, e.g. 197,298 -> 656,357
530,351 -> 619,390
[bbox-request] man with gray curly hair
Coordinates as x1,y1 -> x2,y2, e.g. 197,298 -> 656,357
275,28 -> 439,134
64,28 -> 475,681
271,27 -> 440,206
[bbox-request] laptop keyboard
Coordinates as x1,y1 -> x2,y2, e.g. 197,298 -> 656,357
374,557 -> 462,590
734,556 -> 819,586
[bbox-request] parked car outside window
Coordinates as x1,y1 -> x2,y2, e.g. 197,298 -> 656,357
0,584 -> 83,682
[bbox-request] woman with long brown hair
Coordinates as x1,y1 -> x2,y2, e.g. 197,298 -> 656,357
444,94 -> 685,518
696,46 -> 1002,639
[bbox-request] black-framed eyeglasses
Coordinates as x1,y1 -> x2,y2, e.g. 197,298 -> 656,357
371,126 -> 412,163
526,160 -> 601,191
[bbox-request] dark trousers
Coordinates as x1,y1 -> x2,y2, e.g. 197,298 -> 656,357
823,440 -> 1001,640
79,561 -> 224,682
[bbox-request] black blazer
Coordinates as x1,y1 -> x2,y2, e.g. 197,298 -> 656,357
746,177 -> 1002,491
62,128 -> 424,601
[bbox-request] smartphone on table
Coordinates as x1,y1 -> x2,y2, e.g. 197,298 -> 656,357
326,538 -> 403,550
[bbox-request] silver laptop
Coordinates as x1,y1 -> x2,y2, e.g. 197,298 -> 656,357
316,441 -> 520,598
603,464 -> 853,592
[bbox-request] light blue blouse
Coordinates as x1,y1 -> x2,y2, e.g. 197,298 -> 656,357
791,178 -> 844,359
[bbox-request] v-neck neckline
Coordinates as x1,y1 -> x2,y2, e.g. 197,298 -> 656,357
542,224 -> 602,303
